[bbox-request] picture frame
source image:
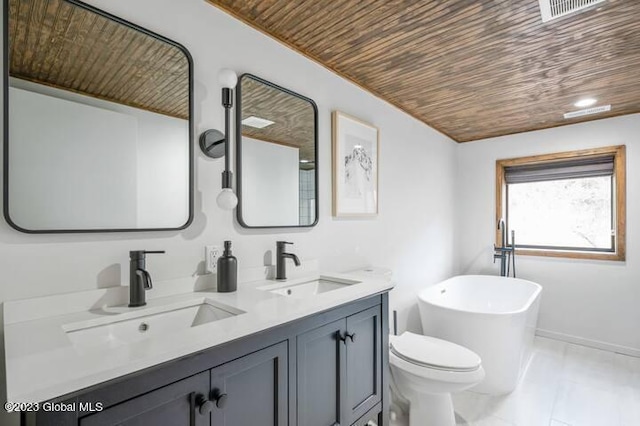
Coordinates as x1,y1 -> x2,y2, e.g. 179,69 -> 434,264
332,111 -> 379,217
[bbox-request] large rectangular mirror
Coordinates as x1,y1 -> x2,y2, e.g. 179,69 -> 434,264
236,74 -> 318,228
3,0 -> 193,233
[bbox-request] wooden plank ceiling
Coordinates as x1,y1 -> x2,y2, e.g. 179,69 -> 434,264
208,0 -> 640,142
241,76 -> 316,165
9,0 -> 189,120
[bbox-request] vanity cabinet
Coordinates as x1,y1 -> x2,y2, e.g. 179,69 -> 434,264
28,293 -> 388,426
297,305 -> 382,426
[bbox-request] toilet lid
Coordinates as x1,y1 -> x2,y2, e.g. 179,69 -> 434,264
390,332 -> 481,372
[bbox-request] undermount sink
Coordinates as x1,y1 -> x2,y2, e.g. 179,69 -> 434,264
64,300 -> 242,350
260,276 -> 361,298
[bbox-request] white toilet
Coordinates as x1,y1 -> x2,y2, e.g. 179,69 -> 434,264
389,331 -> 485,426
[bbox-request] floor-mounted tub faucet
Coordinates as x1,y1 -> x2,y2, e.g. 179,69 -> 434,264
494,220 -> 516,278
129,250 -> 165,307
276,241 -> 301,280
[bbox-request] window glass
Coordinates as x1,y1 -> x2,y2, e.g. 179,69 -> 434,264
507,176 -> 613,250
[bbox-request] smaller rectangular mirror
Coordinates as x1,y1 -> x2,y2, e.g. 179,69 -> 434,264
236,74 -> 318,228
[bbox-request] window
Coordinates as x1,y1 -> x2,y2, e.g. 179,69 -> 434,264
496,146 -> 626,260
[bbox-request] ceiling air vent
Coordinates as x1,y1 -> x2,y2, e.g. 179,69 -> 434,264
564,105 -> 611,119
538,0 -> 606,22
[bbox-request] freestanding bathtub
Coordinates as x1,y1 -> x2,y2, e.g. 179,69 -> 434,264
418,275 -> 542,395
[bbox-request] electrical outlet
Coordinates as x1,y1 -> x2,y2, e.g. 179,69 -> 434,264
205,245 -> 221,273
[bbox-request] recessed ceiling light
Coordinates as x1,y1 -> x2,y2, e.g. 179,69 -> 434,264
564,104 -> 611,119
574,98 -> 597,108
300,159 -> 311,164
241,116 -> 275,129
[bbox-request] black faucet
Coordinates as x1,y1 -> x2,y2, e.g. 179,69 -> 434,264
276,241 -> 301,280
129,250 -> 165,307
493,220 -> 516,278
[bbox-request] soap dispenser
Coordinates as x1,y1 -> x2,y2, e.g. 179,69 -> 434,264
217,240 -> 237,292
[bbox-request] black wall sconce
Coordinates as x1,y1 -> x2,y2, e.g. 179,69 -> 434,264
199,69 -> 238,210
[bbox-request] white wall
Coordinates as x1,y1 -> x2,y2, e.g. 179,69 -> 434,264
8,87 -> 139,229
456,114 -> 640,355
8,79 -> 190,229
0,1 -> 457,423
241,137 -> 299,226
134,103 -> 190,229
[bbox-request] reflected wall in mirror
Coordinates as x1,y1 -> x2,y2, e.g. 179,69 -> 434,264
236,74 -> 318,228
4,0 -> 193,233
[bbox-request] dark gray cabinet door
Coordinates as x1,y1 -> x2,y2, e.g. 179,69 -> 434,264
210,341 -> 288,426
297,319 -> 346,426
345,306 -> 382,424
79,372 -> 210,426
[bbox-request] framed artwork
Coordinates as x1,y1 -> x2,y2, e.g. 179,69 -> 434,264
332,111 -> 379,217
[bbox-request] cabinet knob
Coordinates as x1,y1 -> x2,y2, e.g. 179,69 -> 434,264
196,394 -> 213,415
340,332 -> 356,343
214,391 -> 228,409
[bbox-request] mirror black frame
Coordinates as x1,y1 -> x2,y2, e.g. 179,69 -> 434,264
2,0 -> 194,234
235,74 -> 319,229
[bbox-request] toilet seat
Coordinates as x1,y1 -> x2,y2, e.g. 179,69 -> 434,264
390,332 -> 481,372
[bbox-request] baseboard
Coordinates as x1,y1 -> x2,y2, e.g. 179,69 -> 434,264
536,328 -> 640,358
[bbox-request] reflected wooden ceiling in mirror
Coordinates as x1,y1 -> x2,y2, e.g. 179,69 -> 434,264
9,0 -> 189,119
241,77 -> 315,163
207,0 -> 640,142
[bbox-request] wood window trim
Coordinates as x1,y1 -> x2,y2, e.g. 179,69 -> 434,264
495,145 -> 626,261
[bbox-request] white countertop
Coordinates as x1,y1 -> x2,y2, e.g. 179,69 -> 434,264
4,269 -> 393,403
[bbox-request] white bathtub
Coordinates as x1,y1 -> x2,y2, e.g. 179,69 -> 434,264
418,275 -> 542,395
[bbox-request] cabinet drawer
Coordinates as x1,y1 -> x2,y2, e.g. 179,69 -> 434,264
80,372 -> 209,426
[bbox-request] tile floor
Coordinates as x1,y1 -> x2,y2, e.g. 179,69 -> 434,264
391,336 -> 640,426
